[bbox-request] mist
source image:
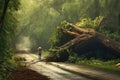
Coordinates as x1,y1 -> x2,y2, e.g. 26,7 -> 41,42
14,0 -> 120,52
16,36 -> 31,52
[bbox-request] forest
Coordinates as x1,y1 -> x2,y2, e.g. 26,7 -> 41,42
0,0 -> 120,80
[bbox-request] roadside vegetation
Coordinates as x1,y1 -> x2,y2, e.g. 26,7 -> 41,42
47,17 -> 120,73
47,0 -> 120,72
68,54 -> 120,73
0,0 -> 20,80
0,0 -> 120,79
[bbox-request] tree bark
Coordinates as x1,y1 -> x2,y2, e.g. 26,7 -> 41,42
59,34 -> 94,49
96,32 -> 120,53
0,0 -> 10,29
69,23 -> 95,34
62,29 -> 80,37
67,23 -> 120,54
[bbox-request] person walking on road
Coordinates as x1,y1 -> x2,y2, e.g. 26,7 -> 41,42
38,46 -> 42,61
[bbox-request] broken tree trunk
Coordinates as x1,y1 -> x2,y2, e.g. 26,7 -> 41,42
96,32 -> 120,53
48,23 -> 120,61
59,33 -> 94,50
67,23 -> 120,54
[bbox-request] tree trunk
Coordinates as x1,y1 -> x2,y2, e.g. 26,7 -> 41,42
67,23 -> 120,54
0,0 -> 10,29
96,32 -> 120,53
59,33 -> 94,49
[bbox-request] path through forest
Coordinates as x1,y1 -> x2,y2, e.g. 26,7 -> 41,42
15,53 -> 120,80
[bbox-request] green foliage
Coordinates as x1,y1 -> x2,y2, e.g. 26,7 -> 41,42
49,21 -> 74,48
68,54 -> 120,73
49,26 -> 64,48
68,54 -> 79,63
49,15 -> 120,62
0,58 -> 15,80
14,57 -> 27,67
46,49 -> 69,62
77,59 -> 120,73
0,0 -> 20,80
76,16 -> 105,30
102,30 -> 120,42
14,57 -> 26,62
41,50 -> 50,58
76,16 -> 120,42
0,0 -> 119,79
14,0 -> 120,51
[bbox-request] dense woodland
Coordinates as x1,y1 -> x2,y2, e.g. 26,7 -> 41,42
14,0 -> 120,51
0,0 -> 120,80
0,0 -> 20,80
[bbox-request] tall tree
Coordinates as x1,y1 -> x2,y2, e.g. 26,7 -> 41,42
0,0 -> 20,79
0,0 -> 10,29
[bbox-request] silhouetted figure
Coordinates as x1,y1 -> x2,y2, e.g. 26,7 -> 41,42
38,47 -> 42,61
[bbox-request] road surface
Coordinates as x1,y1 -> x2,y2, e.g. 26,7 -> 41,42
15,53 -> 120,80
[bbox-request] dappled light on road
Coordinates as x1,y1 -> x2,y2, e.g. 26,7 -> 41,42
15,53 -> 120,80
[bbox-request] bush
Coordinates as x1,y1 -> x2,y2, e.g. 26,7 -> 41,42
76,16 -> 120,42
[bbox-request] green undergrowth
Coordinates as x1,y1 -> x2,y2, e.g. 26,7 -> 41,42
14,57 -> 27,67
76,16 -> 120,42
34,50 -> 50,59
42,51 -> 50,58
68,55 -> 120,73
80,60 -> 120,72
0,57 -> 15,80
48,17 -> 120,62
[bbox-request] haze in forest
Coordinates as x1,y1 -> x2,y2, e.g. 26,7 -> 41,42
0,0 -> 120,79
15,0 -> 120,52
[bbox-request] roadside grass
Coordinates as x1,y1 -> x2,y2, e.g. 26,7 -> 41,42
44,51 -> 120,73
33,51 -> 50,58
42,51 -> 50,58
76,59 -> 120,73
14,57 -> 27,67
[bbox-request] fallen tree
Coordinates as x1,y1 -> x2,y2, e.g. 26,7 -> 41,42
47,22 -> 120,61
68,23 -> 120,54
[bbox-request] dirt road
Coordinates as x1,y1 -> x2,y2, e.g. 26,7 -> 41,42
15,53 -> 120,80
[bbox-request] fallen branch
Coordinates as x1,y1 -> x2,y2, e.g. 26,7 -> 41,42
59,33 -> 94,50
63,29 -> 80,37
